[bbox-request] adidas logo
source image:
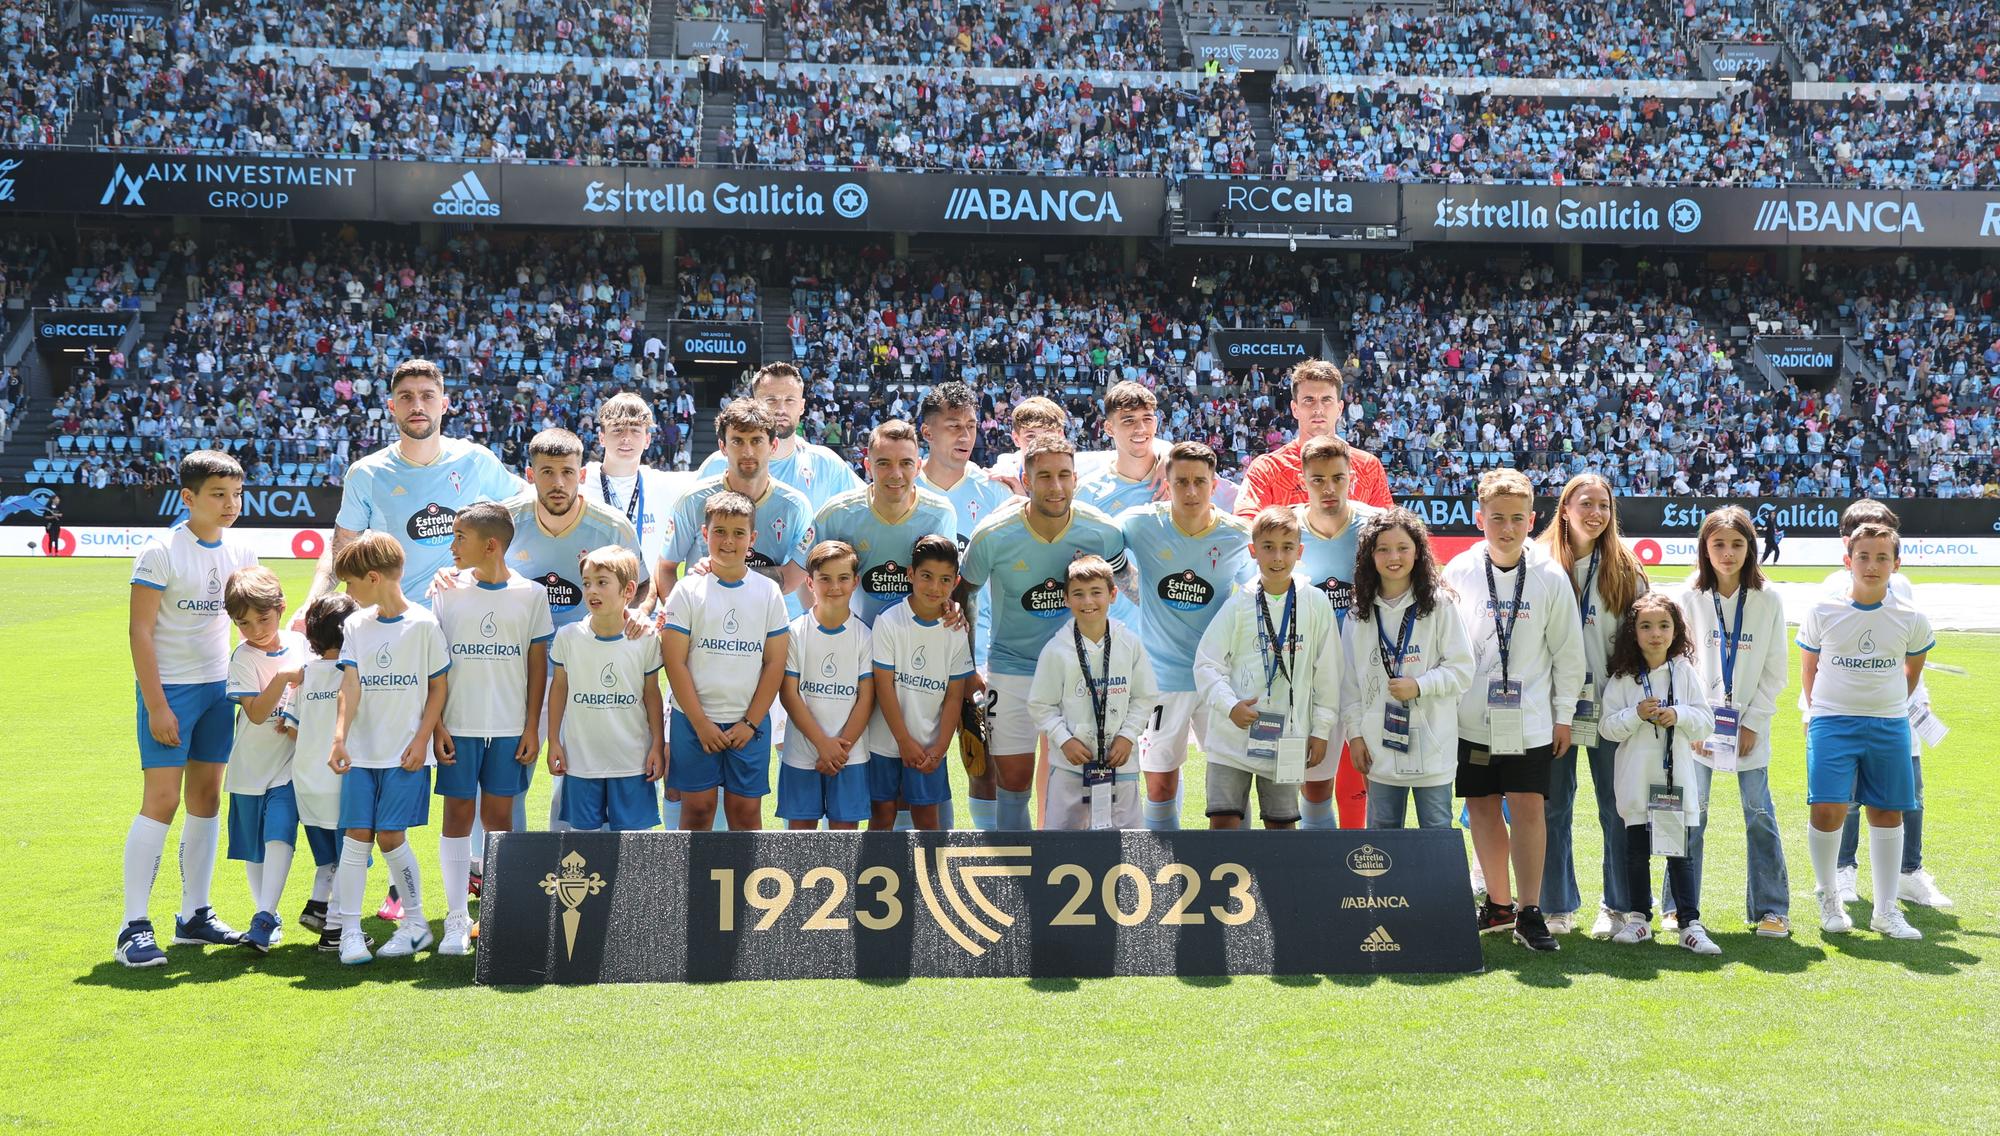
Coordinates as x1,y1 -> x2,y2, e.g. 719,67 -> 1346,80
1359,925 -> 1401,953
433,171 -> 500,218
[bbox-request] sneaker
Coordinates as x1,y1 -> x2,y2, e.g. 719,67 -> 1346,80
1898,870 -> 1954,909
439,914 -> 473,956
1836,864 -> 1859,905
1545,911 -> 1576,935
467,870 -> 483,900
1513,906 -> 1560,952
339,925 -> 374,965
1817,888 -> 1854,934
1611,914 -> 1654,945
1589,906 -> 1619,940
297,900 -> 328,932
1662,911 -> 1680,932
242,910 -> 281,955
1754,913 -> 1791,939
115,920 -> 168,968
378,919 -> 435,958
1476,900 -> 1518,935
172,907 -> 243,946
1679,920 -> 1722,956
317,925 -> 373,953
376,891 -> 404,924
1870,909 -> 1923,941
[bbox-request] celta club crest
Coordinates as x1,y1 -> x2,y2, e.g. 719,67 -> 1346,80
375,643 -> 394,670
448,469 -> 464,495
1208,545 -> 1222,570
820,652 -> 838,678
722,608 -> 740,637
600,662 -> 617,689
539,850 -> 606,961
771,518 -> 787,544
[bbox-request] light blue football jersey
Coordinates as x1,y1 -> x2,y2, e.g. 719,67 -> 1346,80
1296,502 -> 1382,628
1118,504 -> 1255,691
812,486 -> 959,626
698,439 -> 862,515
1076,465 -> 1158,631
335,437 -> 524,605
961,502 -> 1127,677
661,476 -> 816,618
918,464 -> 1016,668
503,493 -> 649,630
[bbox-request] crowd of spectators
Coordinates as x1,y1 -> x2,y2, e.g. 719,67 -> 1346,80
1305,0 -> 1694,81
1268,82 -> 1790,185
1797,87 -> 2000,188
771,0 -> 1170,71
1,0 -> 76,146
204,0 -> 654,60
1776,0 -> 2000,83
720,69 -> 1252,174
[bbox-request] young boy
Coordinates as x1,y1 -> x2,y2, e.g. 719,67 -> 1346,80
1029,556 -> 1158,830
777,541 -> 877,830
283,593 -> 368,953
660,492 -> 790,831
221,566 -> 308,954
118,449 -> 260,968
1798,522 -> 1933,940
1820,501 -> 1952,909
330,533 -> 450,965
1295,434 -> 1383,832
1443,469 -> 1585,952
1192,508 -> 1343,831
431,503 -> 553,954
869,534 -> 974,830
548,547 -> 665,832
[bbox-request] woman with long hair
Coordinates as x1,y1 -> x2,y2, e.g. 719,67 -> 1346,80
1536,472 -> 1649,938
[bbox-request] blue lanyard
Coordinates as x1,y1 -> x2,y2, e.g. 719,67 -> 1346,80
1482,553 -> 1527,683
1637,664 -> 1677,784
600,465 -> 643,530
1255,584 -> 1297,698
1576,545 -> 1600,629
1376,602 -> 1419,681
1711,588 -> 1747,706
1073,620 -> 1111,766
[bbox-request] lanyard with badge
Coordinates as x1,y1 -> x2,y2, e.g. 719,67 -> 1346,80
1479,554 -> 1528,758
1706,589 -> 1747,772
1377,602 -> 1422,776
1251,583 -> 1309,783
1074,620 -> 1116,830
1569,547 -> 1603,748
1639,665 -> 1689,857
600,465 -> 643,531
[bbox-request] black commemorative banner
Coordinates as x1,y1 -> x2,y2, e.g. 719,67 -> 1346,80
475,830 -> 1483,984
1756,335 -> 1845,380
1186,33 -> 1294,70
1699,41 -> 1782,80
0,483 -> 340,527
669,320 -> 761,366
1208,327 -> 1326,369
1180,178 -> 1400,228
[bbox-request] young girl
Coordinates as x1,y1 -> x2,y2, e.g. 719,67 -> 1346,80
1600,594 -> 1718,955
283,593 -> 371,954
1342,509 -> 1475,829
1537,472 -> 1649,938
1674,507 -> 1793,938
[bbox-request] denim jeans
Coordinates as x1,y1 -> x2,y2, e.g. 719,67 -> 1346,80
1367,781 -> 1454,829
1626,824 -> 1699,924
1542,741 -> 1630,914
1837,754 -> 1923,873
1662,763 -> 1791,922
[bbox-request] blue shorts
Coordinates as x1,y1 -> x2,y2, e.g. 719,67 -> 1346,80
303,825 -> 341,867
435,735 -> 531,800
867,752 -> 953,806
137,681 -> 235,768
666,713 -> 772,798
559,773 -> 661,831
776,762 -> 872,823
226,783 -> 300,861
337,766 -> 432,832
1807,716 -> 1918,811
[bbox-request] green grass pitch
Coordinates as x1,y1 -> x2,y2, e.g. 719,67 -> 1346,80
1,558 -> 1996,1133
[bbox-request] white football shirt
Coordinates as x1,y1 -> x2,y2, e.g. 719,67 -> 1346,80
551,623 -> 661,779
660,570 -> 790,723
783,613 -> 874,770
129,523 -> 260,684
224,630 -> 307,795
337,607 -> 449,769
283,657 -> 346,829
1797,597 -> 1933,719
435,574 -> 555,738
867,600 -> 974,757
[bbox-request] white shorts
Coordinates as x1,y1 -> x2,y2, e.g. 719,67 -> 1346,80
1140,691 -> 1207,773
1043,768 -> 1142,830
1305,733 -> 1341,783
984,671 -> 1042,757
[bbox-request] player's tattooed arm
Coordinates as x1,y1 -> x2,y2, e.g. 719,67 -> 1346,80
1114,555 -> 1141,605
295,525 -> 360,630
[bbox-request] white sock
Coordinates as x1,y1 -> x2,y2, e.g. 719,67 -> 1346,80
1143,797 -> 1179,831
259,840 -> 293,914
244,860 -> 265,909
1300,797 -> 1336,831
383,842 -> 425,925
468,815 -> 486,873
1870,824 -> 1906,921
995,788 -> 1032,831
178,812 -> 220,919
662,796 -> 682,830
967,796 -> 998,830
441,835 -> 472,919
311,863 -> 335,904
548,775 -> 572,832
123,815 -> 169,925
1809,824 -> 1843,898
892,809 -> 913,831
336,837 -> 372,928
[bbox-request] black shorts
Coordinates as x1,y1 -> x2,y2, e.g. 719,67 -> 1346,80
1455,739 -> 1556,798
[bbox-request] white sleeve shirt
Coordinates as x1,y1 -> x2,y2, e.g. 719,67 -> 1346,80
1027,617 -> 1159,769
